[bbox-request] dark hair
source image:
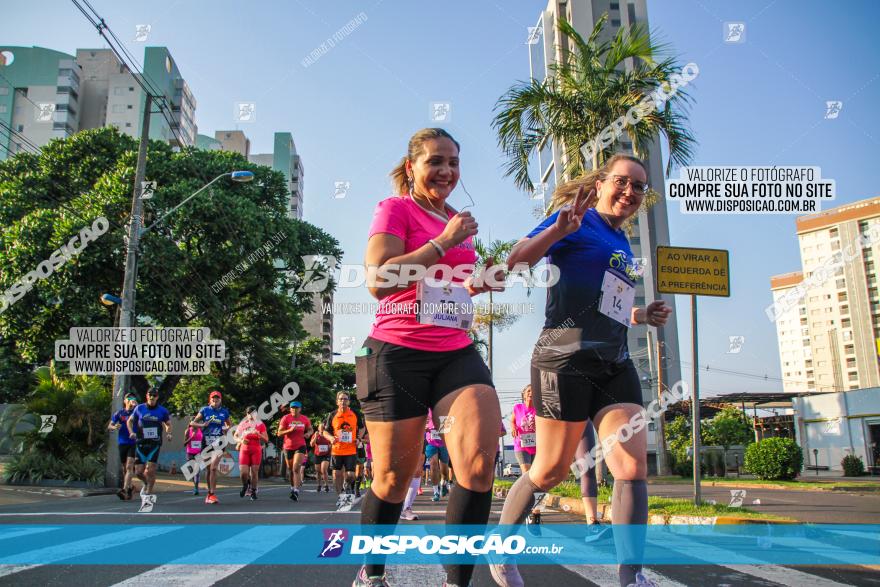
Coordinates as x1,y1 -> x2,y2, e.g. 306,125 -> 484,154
390,128 -> 461,195
246,405 -> 257,414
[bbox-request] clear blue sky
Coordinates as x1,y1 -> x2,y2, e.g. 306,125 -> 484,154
5,0 -> 880,419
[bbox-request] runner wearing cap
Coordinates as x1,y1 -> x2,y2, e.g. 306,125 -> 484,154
235,406 -> 268,501
190,390 -> 233,504
353,128 -> 504,587
126,388 -> 171,507
322,391 -> 363,502
108,392 -> 138,500
277,400 -> 312,500
311,422 -> 332,492
184,414 -> 204,495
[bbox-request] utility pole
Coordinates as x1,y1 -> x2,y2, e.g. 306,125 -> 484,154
106,94 -> 152,487
656,339 -> 671,476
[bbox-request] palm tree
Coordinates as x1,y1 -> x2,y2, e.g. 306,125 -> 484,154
493,14 -> 696,190
472,238 -> 519,374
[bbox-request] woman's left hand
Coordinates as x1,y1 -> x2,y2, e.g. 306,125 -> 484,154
636,300 -> 673,326
465,257 -> 506,295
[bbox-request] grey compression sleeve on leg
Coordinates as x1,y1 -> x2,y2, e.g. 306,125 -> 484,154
576,422 -> 598,498
498,473 -> 542,526
611,480 -> 648,587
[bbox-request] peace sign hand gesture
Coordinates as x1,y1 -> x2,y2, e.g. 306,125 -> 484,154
554,186 -> 597,236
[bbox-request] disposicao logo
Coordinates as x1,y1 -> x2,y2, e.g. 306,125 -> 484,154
319,528 -> 348,558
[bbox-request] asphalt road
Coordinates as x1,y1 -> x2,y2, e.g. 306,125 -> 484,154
0,481 -> 877,587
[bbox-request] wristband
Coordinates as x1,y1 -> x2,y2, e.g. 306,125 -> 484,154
428,239 -> 445,258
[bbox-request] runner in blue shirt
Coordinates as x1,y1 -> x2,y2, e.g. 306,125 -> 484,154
190,390 -> 232,504
108,392 -> 139,500
126,388 -> 172,502
491,155 -> 672,587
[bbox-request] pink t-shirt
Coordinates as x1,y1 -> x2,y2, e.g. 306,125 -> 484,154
237,420 -> 266,447
185,427 -> 203,456
367,196 -> 477,352
425,408 -> 445,447
513,403 -> 537,455
280,413 -> 310,450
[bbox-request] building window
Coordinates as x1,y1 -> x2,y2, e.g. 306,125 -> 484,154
845,344 -> 855,354
840,304 -> 849,315
842,318 -> 851,328
847,358 -> 856,368
836,278 -> 846,289
610,1 -> 620,8
838,292 -> 847,301
611,18 -> 621,26
113,87 -> 125,95
125,122 -> 132,127
830,227 -> 839,237
848,372 -> 858,382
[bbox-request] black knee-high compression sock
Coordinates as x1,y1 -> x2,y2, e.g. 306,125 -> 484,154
360,491 -> 405,577
444,484 -> 493,586
611,480 -> 648,587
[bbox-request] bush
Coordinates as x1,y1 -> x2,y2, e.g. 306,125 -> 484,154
673,457 -> 705,478
3,448 -> 105,486
744,437 -> 803,480
714,451 -> 726,478
841,454 -> 865,477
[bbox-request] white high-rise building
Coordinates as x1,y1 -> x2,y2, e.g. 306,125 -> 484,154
771,197 -> 880,393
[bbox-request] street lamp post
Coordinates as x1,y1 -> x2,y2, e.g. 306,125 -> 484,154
104,169 -> 254,487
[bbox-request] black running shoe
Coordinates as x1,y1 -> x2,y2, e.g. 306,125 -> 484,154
290,488 -> 298,501
240,479 -> 250,498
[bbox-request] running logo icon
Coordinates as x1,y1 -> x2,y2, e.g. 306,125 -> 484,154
298,255 -> 337,293
319,528 -> 348,558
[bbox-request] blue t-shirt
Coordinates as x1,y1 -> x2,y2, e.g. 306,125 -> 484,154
130,403 -> 170,444
199,406 -> 230,437
526,208 -> 640,368
110,408 -> 135,446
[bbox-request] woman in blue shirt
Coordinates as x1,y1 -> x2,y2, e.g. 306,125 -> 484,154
491,155 -> 672,587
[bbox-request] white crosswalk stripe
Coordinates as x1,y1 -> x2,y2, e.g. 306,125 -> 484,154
111,525 -> 303,586
0,526 -> 60,542
0,525 -> 181,579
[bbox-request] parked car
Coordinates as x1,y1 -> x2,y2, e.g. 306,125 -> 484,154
503,463 -> 521,477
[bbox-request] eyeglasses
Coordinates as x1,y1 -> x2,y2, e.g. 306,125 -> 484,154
337,397 -> 350,402
605,175 -> 649,195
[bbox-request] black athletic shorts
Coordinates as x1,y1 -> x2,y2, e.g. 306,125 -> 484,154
530,358 -> 642,422
355,336 -> 494,421
118,444 -> 136,463
332,454 -> 358,471
135,440 -> 162,465
315,455 -> 331,465
284,447 -> 307,459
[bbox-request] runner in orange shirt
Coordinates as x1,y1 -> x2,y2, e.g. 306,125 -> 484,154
322,391 -> 364,503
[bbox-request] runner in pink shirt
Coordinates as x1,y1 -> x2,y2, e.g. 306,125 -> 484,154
184,416 -> 204,495
234,406 -> 268,501
353,128 -> 505,587
277,401 -> 312,501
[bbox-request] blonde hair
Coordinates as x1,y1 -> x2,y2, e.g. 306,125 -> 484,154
390,128 -> 461,196
546,153 -> 647,215
521,384 -> 532,403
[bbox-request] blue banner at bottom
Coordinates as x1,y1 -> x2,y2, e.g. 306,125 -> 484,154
0,524 -> 877,565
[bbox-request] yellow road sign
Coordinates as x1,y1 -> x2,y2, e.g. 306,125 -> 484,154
656,246 -> 730,297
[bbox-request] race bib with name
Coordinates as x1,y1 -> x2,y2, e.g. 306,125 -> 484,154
317,444 -> 329,455
416,280 -> 473,331
599,270 -> 635,327
340,431 -> 353,443
190,440 -> 201,449
142,427 -> 159,440
430,429 -> 441,441
519,432 -> 536,448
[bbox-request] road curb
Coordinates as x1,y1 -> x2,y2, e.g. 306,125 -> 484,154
494,485 -> 792,525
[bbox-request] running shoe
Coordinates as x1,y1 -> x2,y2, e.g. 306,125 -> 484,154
440,482 -> 449,497
205,493 -> 219,504
583,522 -> 611,544
116,488 -> 127,500
192,488 -> 199,496
489,562 -> 524,587
399,507 -> 419,521
240,479 -> 250,498
626,572 -> 658,587
416,486 -> 423,496
290,488 -> 298,500
324,485 -> 330,492
432,489 -> 441,502
250,491 -> 258,501
352,565 -> 390,587
355,485 -> 361,498
125,487 -> 134,500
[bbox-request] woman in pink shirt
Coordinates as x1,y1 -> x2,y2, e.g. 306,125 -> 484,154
353,128 -> 504,587
234,406 -> 268,501
184,416 -> 204,495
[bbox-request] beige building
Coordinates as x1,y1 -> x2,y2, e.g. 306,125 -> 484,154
770,197 -> 880,393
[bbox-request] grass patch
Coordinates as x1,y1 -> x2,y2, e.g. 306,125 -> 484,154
651,476 -> 880,491
646,497 -> 791,520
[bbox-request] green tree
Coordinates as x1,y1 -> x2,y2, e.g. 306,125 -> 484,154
492,14 -> 696,191
0,128 -> 341,406
472,238 -> 520,372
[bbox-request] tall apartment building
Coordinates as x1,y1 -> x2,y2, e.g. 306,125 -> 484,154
0,46 -> 81,159
0,45 -> 195,161
770,197 -> 880,393
529,0 -> 683,470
